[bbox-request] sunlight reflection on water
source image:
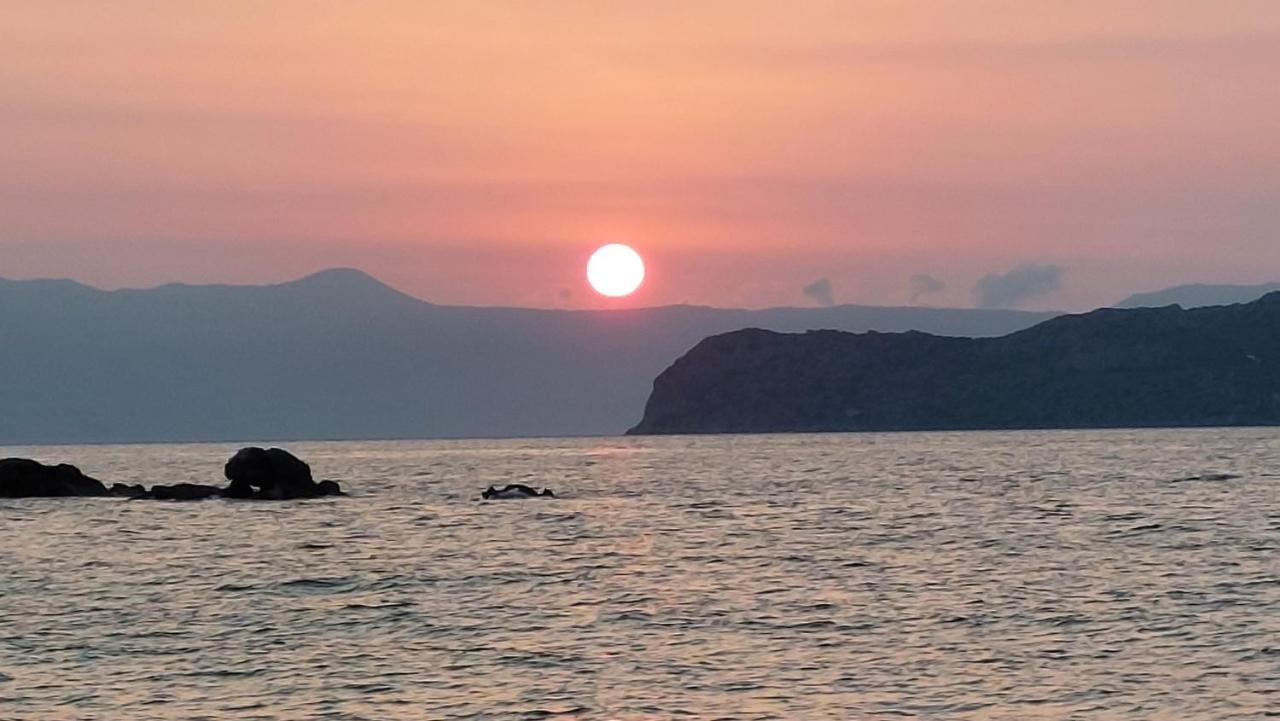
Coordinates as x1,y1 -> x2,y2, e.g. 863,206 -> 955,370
2,429 -> 1278,720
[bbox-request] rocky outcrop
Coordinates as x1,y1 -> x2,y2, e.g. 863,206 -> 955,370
1,448 -> 344,500
223,447 -> 344,500
0,458 -> 109,497
629,292 -> 1280,435
482,483 -> 555,500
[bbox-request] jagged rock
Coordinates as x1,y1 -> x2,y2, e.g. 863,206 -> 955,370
0,458 -> 108,497
144,483 -> 224,501
223,447 -> 343,500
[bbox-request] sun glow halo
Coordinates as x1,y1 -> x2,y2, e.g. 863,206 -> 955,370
587,244 -> 645,297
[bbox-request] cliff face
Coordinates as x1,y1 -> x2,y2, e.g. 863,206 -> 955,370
627,293 -> 1280,435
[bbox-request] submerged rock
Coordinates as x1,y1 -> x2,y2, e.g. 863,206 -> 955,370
482,483 -> 555,500
316,480 -> 345,497
224,447 -> 344,500
0,458 -> 109,498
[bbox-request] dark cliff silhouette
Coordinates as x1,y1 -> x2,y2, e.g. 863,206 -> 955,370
628,293 -> 1280,435
0,269 -> 1054,443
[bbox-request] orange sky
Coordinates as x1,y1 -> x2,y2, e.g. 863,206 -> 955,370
2,1 -> 1278,309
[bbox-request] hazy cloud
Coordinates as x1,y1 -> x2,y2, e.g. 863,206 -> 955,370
802,277 -> 835,306
973,264 -> 1064,308
909,274 -> 946,302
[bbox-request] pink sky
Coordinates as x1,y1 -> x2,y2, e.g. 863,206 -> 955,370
2,1 -> 1278,310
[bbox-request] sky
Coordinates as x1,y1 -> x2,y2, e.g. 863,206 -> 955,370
1,1 -> 1278,310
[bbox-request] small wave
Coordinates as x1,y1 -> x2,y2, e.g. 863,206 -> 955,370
55,694 -> 97,706
177,668 -> 262,679
341,682 -> 398,694
276,576 -> 357,590
1171,473 -> 1241,482
1103,511 -> 1146,522
220,701 -> 269,711
1110,522 -> 1165,538
780,620 -> 839,630
1045,614 -> 1091,627
941,615 -> 992,626
605,609 -> 653,622
341,601 -> 415,611
514,708 -> 591,719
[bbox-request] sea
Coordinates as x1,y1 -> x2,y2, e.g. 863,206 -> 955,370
2,429 -> 1278,720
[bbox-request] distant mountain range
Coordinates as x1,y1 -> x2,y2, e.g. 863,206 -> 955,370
1115,283 -> 1280,309
628,292 -> 1280,435
0,269 -> 1056,444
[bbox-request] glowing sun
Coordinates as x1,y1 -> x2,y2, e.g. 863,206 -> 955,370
587,244 -> 645,297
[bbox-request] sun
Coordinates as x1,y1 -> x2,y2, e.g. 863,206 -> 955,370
587,244 -> 645,297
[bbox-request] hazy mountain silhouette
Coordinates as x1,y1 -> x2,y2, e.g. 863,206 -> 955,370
0,268 -> 1057,443
629,293 -> 1280,435
1116,282 -> 1280,309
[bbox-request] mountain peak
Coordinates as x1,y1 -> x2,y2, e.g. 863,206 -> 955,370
282,268 -> 429,305
289,267 -> 386,289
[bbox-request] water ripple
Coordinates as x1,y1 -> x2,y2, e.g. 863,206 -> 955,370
2,429 -> 1279,719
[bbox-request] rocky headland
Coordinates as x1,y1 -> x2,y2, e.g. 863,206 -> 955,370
629,293 -> 1280,435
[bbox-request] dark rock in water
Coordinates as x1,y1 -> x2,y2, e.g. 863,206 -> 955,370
145,483 -> 225,501
222,478 -> 255,499
109,483 -> 148,499
629,291 -> 1280,435
224,447 -> 342,500
0,458 -> 108,497
226,446 -> 310,492
0,451 -> 344,501
482,483 -> 555,500
316,480 -> 345,497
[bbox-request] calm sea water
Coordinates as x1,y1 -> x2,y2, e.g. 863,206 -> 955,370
2,430 -> 1278,720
